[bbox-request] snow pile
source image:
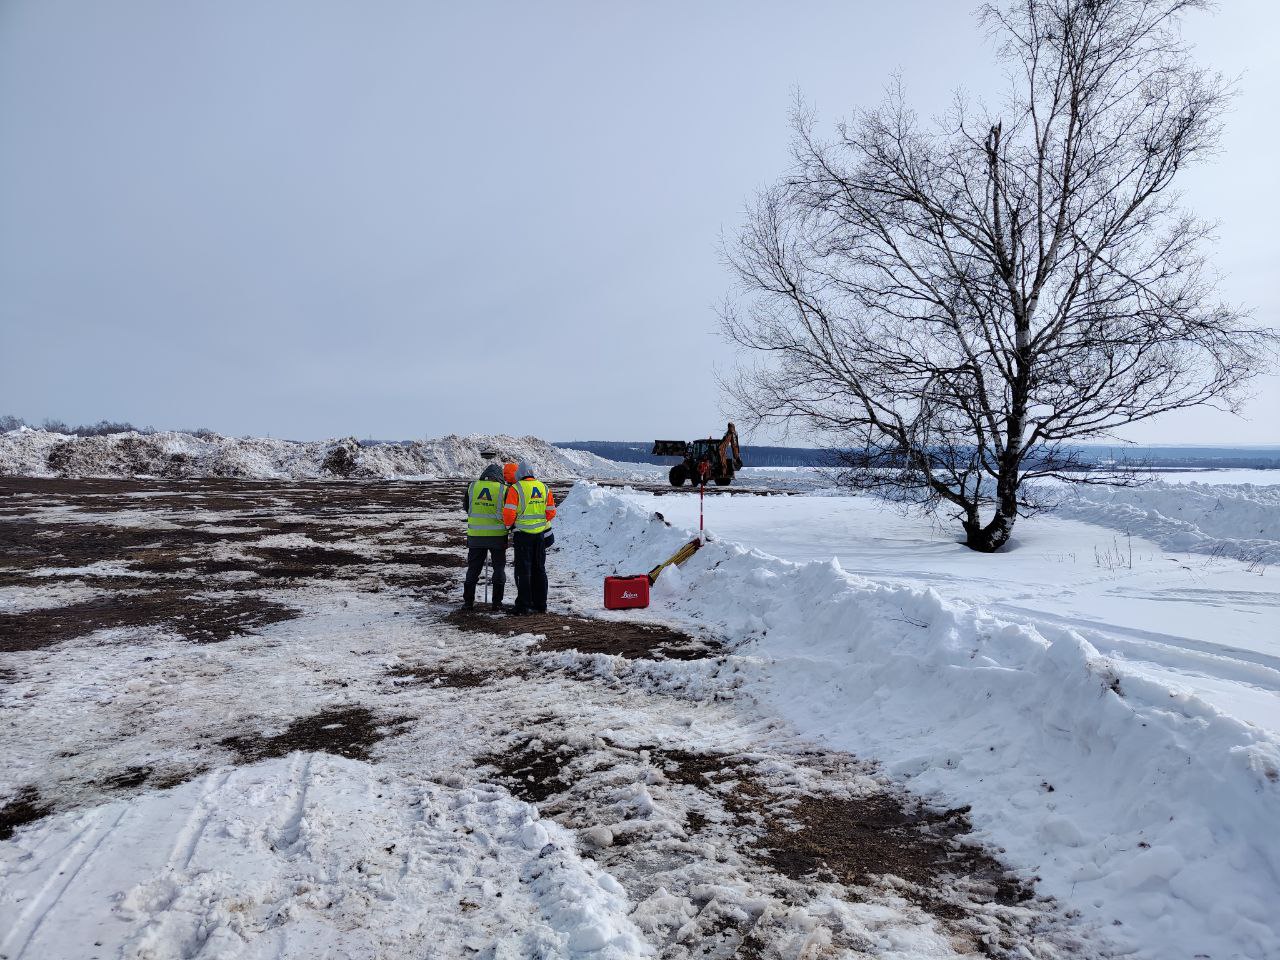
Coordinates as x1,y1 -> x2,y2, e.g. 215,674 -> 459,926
0,428 -> 640,481
0,755 -> 650,959
556,482 -> 1280,960
1050,480 -> 1280,563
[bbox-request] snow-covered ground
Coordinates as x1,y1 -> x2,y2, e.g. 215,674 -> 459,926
4,460 -> 1277,959
5,755 -> 648,959
2,479 -> 1093,960
559,480 -> 1280,959
614,484 -> 1280,730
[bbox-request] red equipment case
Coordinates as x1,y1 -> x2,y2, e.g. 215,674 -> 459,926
604,575 -> 650,610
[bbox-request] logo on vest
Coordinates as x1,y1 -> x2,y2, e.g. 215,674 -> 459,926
529,487 -> 544,500
476,488 -> 494,502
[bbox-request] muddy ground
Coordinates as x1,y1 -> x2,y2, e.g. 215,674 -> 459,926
0,476 -> 1091,958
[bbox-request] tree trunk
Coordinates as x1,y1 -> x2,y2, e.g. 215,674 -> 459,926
963,458 -> 1020,552
964,507 -> 1017,552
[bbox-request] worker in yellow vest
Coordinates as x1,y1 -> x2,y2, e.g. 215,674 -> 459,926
502,460 -> 557,615
461,462 -> 508,610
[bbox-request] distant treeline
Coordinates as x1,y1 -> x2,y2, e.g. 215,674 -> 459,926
560,440 -> 1280,470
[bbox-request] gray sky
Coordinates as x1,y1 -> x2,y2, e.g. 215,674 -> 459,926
1,1 -> 1275,444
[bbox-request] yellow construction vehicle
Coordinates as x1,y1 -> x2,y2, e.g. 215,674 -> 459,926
652,423 -> 744,487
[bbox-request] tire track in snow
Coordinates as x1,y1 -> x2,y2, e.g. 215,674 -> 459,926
1,804 -> 130,959
996,603 -> 1280,692
163,767 -> 234,872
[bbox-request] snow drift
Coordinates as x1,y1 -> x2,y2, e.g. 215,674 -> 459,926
1048,479 -> 1280,564
556,482 -> 1280,960
0,428 -> 639,482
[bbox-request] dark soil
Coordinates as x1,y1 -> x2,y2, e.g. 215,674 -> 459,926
0,477 -> 473,650
764,794 -> 1032,909
93,764 -> 206,792
0,785 -> 53,841
221,705 -> 408,764
382,549 -> 468,568
448,609 -> 718,661
387,664 -> 499,688
98,765 -> 154,790
0,514 -> 252,577
478,737 -> 585,804
0,591 -> 300,652
245,545 -> 371,579
655,747 -> 1033,929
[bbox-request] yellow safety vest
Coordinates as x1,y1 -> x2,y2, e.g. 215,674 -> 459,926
467,479 -> 506,538
514,478 -> 551,534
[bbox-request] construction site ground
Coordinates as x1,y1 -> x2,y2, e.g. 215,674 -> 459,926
0,477 -> 1093,959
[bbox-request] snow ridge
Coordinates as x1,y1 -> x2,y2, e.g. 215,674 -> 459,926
556,482 -> 1280,960
1047,480 -> 1280,564
0,428 -> 640,482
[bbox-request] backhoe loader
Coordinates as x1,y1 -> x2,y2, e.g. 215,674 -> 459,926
652,423 -> 744,487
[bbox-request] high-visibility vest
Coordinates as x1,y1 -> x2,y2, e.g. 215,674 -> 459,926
467,479 -> 507,538
513,478 -> 551,534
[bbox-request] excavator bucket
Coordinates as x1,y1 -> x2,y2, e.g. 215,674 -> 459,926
651,440 -> 689,457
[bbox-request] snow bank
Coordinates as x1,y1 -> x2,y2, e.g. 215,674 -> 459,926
0,755 -> 650,959
556,482 -> 1280,960
0,428 -> 639,482
1049,481 -> 1280,564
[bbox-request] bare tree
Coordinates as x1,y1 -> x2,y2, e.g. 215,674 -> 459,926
721,0 -> 1274,551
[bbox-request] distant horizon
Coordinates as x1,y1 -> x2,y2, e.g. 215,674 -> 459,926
4,415 -> 1276,453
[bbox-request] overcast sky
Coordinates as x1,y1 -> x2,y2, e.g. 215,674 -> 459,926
1,1 -> 1275,444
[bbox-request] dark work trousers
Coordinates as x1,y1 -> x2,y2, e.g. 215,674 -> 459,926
463,545 -> 506,606
512,530 -> 548,613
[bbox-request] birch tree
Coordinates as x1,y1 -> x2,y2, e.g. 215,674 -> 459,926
722,0 -> 1273,551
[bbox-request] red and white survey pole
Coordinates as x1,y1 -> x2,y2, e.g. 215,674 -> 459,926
698,474 -> 706,541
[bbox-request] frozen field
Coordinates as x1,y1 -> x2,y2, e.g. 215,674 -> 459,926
0,477 -> 1099,960
3,467 -> 1278,960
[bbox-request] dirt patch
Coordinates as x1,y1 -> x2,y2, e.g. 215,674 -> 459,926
221,705 -> 407,764
382,567 -> 459,600
98,765 -> 154,790
448,609 -> 717,661
127,551 -> 260,579
0,515 -> 254,577
655,747 -> 1034,940
478,737 -> 584,804
0,785 -> 53,841
387,664 -> 497,689
95,764 -> 209,792
0,591 -> 299,652
763,793 -> 1031,907
383,549 -> 467,568
244,545 -> 372,579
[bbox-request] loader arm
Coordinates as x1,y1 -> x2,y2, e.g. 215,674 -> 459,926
718,423 -> 744,471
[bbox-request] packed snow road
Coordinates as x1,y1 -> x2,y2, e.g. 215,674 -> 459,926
1,478 -> 1094,959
